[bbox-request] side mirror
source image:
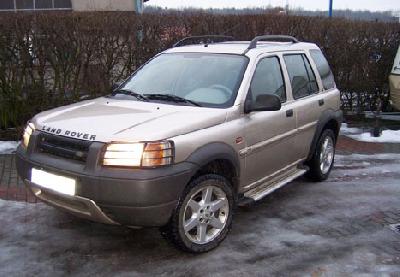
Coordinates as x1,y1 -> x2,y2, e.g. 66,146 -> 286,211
245,94 -> 281,113
112,82 -> 122,91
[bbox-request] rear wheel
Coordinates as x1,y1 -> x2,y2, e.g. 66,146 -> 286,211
306,129 -> 336,181
161,174 -> 234,253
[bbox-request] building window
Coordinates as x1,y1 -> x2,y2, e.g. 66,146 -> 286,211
54,0 -> 72,9
36,0 -> 53,9
0,0 -> 14,10
0,0 -> 72,11
16,0 -> 34,9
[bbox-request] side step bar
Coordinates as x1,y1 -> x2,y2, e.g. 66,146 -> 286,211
242,169 -> 307,202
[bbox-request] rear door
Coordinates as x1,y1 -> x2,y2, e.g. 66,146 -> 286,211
282,53 -> 324,159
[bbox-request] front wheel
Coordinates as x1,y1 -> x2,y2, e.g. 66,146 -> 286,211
161,174 -> 234,253
306,129 -> 336,181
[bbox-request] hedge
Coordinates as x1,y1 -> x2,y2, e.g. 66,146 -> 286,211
0,12 -> 399,129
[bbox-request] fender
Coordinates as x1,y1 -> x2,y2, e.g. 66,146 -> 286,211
185,142 -> 241,179
306,109 -> 343,161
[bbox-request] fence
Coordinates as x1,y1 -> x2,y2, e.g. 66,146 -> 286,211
0,12 -> 399,129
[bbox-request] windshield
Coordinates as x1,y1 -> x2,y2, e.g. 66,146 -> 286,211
117,53 -> 249,108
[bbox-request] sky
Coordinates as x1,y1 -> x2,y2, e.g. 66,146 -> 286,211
147,0 -> 400,12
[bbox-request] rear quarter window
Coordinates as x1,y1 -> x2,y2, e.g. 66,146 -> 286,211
310,49 -> 336,90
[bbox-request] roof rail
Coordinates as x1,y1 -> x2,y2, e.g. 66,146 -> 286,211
173,35 -> 235,48
245,35 -> 299,53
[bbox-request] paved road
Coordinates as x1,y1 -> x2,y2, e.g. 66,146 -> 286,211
1,153 -> 400,276
0,154 -> 36,202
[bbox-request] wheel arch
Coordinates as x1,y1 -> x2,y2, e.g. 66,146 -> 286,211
185,142 -> 240,193
306,109 -> 343,162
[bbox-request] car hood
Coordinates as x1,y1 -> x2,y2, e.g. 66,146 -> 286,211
33,97 -> 228,142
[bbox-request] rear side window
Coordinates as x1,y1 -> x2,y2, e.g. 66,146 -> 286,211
310,49 -> 335,90
284,54 -> 319,100
250,56 -> 286,102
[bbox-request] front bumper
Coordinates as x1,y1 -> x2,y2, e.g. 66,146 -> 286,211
27,182 -> 118,225
16,141 -> 197,227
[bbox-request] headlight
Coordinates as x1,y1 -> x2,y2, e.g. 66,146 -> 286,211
102,141 -> 174,168
22,122 -> 35,148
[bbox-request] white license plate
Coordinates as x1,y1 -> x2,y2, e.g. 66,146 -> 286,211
31,168 -> 76,196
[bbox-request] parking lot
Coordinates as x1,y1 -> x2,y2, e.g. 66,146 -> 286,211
1,151 -> 400,276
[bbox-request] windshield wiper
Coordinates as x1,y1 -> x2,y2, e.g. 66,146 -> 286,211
112,89 -> 148,102
144,94 -> 202,107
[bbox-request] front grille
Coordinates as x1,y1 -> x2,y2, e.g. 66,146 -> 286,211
37,132 -> 91,162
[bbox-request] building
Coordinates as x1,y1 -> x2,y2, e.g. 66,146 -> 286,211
0,0 -> 148,13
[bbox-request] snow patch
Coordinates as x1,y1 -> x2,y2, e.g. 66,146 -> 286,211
341,123 -> 400,143
0,141 -> 19,154
348,130 -> 400,143
340,123 -> 364,136
336,153 -> 400,161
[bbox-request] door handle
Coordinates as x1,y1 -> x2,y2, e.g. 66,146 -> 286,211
318,99 -> 325,106
286,109 -> 294,117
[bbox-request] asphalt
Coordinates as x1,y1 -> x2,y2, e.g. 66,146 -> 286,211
1,153 -> 400,276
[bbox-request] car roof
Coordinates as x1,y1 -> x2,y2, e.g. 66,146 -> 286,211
164,41 -> 320,57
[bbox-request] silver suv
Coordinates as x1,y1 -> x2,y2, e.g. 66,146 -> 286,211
16,35 -> 342,253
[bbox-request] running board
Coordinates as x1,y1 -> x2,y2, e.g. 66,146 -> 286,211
243,169 -> 306,202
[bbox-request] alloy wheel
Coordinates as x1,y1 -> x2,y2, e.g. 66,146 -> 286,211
182,185 -> 229,244
320,136 -> 334,175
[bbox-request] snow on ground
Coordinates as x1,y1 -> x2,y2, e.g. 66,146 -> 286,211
341,123 -> 400,143
340,123 -> 365,136
0,141 -> 19,154
348,129 -> 400,143
335,153 -> 400,161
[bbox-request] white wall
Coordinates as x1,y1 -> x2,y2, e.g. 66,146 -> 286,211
71,0 -> 139,12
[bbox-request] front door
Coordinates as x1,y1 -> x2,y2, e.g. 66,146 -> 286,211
242,55 -> 298,187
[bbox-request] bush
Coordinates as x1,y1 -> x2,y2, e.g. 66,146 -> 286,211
0,12 -> 399,129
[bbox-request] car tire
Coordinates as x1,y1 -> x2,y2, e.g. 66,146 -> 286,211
161,174 -> 234,253
306,129 -> 336,182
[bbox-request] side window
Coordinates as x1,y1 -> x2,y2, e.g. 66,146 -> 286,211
250,56 -> 286,102
284,54 -> 319,100
310,49 -> 336,90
